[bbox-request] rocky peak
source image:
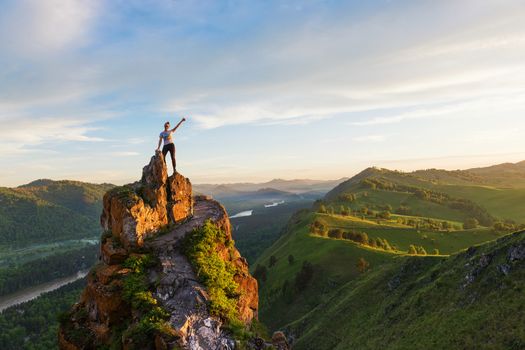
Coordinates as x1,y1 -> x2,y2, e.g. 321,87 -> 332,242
59,152 -> 259,350
100,152 -> 193,249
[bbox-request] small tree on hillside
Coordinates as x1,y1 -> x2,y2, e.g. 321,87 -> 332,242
463,218 -> 479,230
288,254 -> 295,265
417,246 -> 427,255
433,248 -> 440,255
318,204 -> 327,214
329,228 -> 344,239
269,255 -> 277,268
378,210 -> 391,220
408,245 -> 418,255
356,257 -> 370,273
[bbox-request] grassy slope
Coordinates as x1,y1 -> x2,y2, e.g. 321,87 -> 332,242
254,210 -> 506,330
288,230 -> 525,350
255,210 -> 396,329
433,184 -> 525,223
326,167 -> 525,223
256,164 -> 525,347
318,213 -> 503,254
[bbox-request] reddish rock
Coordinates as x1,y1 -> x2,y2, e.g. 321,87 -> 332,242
100,238 -> 128,265
168,172 -> 193,222
80,273 -> 130,326
100,152 -> 193,248
94,264 -> 126,285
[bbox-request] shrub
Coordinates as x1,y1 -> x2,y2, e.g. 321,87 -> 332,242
328,228 -> 344,239
120,255 -> 172,347
463,218 -> 479,230
183,220 -> 240,321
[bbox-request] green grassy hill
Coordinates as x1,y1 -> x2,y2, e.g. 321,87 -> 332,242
287,230 -> 525,350
254,210 -> 507,330
325,165 -> 525,224
255,162 -> 525,348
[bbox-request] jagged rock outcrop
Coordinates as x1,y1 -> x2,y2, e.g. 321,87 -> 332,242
59,152 -> 258,350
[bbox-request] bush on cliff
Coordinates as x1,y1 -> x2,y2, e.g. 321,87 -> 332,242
120,254 -> 173,347
183,220 -> 240,322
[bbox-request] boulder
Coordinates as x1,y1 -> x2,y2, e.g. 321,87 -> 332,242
168,172 -> 193,223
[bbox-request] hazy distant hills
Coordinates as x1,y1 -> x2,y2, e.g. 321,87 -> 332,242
194,177 -> 348,197
0,179 -> 114,246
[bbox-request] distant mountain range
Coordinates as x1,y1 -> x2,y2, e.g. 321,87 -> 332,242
194,177 -> 349,197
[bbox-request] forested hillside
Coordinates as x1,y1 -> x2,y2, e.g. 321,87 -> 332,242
0,180 -> 113,246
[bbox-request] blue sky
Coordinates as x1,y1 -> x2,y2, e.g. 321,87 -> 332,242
1,0 -> 525,186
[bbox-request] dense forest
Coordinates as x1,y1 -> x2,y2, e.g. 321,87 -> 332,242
0,279 -> 85,350
0,245 -> 98,296
0,180 -> 111,246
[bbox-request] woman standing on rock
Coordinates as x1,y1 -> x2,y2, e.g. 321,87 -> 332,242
156,118 -> 186,173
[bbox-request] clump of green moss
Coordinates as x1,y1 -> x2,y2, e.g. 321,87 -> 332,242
120,254 -> 175,348
183,220 -> 241,322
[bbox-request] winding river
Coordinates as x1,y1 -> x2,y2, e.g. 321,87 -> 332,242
0,270 -> 88,313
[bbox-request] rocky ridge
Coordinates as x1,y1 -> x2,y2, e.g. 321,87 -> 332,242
58,152 -> 259,350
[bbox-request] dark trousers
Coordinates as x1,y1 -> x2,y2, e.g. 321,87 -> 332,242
162,143 -> 176,172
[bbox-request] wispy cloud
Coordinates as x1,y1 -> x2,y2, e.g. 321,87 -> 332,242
1,1 -> 525,185
353,135 -> 385,143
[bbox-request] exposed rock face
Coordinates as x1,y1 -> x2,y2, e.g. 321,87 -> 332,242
59,153 -> 258,350
168,173 -> 193,223
100,152 -> 169,249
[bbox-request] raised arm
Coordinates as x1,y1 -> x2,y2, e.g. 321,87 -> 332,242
156,136 -> 162,151
171,117 -> 186,132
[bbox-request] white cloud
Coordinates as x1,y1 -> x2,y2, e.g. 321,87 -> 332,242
0,0 -> 100,56
0,116 -> 106,156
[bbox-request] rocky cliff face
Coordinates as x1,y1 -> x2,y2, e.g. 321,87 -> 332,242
59,152 -> 258,350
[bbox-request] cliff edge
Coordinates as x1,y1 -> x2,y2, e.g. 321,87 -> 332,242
58,152 -> 258,350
